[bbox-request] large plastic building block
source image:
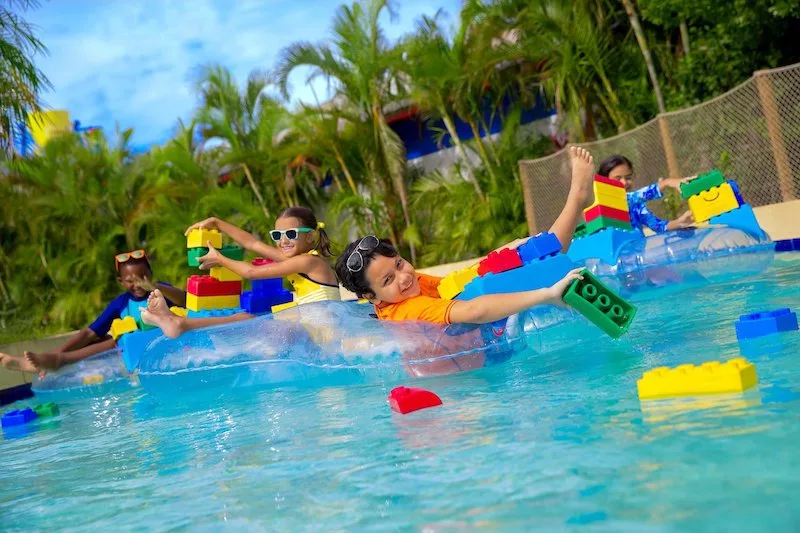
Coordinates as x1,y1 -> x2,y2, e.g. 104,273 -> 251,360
170,306 -> 189,317
727,179 -> 746,205
709,204 -> 767,240
1,408 -> 37,428
82,374 -> 105,385
109,316 -> 138,340
186,275 -> 242,297
586,189 -> 629,212
187,245 -> 245,267
477,248 -> 523,276
687,182 -> 740,223
186,228 -> 222,249
271,301 -> 299,313
637,358 -> 757,400
33,402 -> 60,417
584,204 -> 630,224
186,293 -> 241,311
118,327 -> 163,371
593,174 -> 625,189
573,223 -> 588,240
517,232 -> 562,263
187,308 -> 245,318
388,386 -> 442,414
252,257 -> 272,266
567,228 -> 641,265
680,169 -> 725,200
584,215 -> 632,235
240,290 -> 293,314
458,253 -> 575,300
437,264 -> 480,300
735,308 -> 798,340
252,277 -> 285,295
210,266 -> 242,282
562,269 -> 637,338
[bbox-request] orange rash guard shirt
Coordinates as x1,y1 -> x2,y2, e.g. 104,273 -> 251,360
374,273 -> 456,325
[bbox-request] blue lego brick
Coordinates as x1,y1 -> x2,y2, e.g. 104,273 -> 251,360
727,179 -> 745,206
517,232 -> 562,263
1,408 -> 37,428
709,204 -> 767,240
186,307 -> 245,318
457,253 -> 575,300
252,277 -> 284,295
567,228 -> 642,265
240,290 -> 293,314
118,328 -> 163,372
735,308 -> 798,340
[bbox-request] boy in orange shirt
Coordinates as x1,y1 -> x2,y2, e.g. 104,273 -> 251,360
335,147 -> 595,326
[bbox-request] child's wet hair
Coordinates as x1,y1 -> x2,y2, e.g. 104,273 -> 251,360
597,154 -> 633,177
279,206 -> 333,257
335,237 -> 398,297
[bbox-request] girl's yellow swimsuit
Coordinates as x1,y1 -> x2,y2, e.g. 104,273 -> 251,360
285,272 -> 341,304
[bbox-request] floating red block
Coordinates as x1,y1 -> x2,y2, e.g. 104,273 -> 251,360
593,174 -> 625,188
477,248 -> 523,277
186,275 -> 242,297
584,204 -> 631,223
388,386 -> 442,414
251,257 -> 274,266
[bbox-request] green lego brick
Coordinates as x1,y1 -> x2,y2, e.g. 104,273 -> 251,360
33,402 -> 60,417
562,269 -> 637,338
585,216 -> 632,235
680,169 -> 725,200
573,222 -> 588,240
187,245 -> 244,267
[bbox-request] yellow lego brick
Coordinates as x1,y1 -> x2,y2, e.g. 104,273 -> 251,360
687,182 -> 739,223
169,306 -> 189,317
186,228 -> 223,249
437,264 -> 480,300
186,293 -> 241,311
271,300 -> 298,314
591,184 -> 629,212
210,266 -> 242,282
109,316 -> 138,340
82,374 -> 105,385
637,357 -> 757,400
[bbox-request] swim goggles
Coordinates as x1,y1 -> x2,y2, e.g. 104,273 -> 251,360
270,227 -> 313,241
346,235 -> 380,273
115,249 -> 149,271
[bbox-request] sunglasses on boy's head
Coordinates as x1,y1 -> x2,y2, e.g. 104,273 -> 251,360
115,249 -> 149,271
269,227 -> 313,242
346,235 -> 380,273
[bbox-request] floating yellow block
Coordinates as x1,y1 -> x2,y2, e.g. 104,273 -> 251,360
109,316 -> 138,340
210,266 -> 242,282
82,374 -> 105,385
186,228 -> 223,249
437,264 -> 480,300
637,358 -> 757,400
186,293 -> 241,311
687,182 -> 739,223
169,306 -> 189,317
590,182 -> 629,212
271,300 -> 299,314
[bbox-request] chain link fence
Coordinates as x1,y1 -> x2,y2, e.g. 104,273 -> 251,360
519,63 -> 800,234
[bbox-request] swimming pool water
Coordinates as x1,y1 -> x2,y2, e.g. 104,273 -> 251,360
2,255 -> 800,531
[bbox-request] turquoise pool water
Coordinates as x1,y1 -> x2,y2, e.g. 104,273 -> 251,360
2,255 -> 799,531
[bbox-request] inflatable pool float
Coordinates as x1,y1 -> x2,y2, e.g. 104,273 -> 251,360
31,348 -> 138,400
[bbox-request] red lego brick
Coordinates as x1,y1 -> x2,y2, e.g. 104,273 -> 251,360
593,174 -> 625,188
251,257 -> 274,266
186,275 -> 242,297
584,204 -> 631,223
388,386 -> 442,414
477,248 -> 523,276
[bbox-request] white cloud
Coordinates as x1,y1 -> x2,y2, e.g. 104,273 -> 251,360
24,0 -> 461,148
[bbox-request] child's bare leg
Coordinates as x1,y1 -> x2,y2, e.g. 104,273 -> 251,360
142,289 -> 253,339
550,146 -> 595,252
0,352 -> 37,372
26,337 -> 118,371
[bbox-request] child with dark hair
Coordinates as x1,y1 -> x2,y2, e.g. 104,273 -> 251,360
335,147 -> 594,326
0,251 -> 186,373
597,154 -> 695,234
142,206 -> 340,338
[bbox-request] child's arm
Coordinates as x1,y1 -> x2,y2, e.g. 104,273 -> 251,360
186,217 -> 284,262
198,244 -> 313,280
448,268 -> 584,324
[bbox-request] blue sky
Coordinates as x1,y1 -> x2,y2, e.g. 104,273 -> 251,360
22,0 -> 462,150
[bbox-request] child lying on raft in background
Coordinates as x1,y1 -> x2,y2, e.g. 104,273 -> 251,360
0,251 -> 186,374
334,147 -> 596,373
142,206 -> 340,337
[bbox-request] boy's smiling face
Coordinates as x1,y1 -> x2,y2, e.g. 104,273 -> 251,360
364,254 -> 420,304
118,261 -> 152,299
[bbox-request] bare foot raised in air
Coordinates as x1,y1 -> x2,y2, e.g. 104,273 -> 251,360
141,289 -> 185,338
25,350 -> 65,371
569,146 -> 595,207
0,352 -> 38,373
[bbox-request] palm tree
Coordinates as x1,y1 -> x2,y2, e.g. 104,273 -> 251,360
619,0 -> 666,113
0,0 -> 51,152
275,0 -> 416,259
